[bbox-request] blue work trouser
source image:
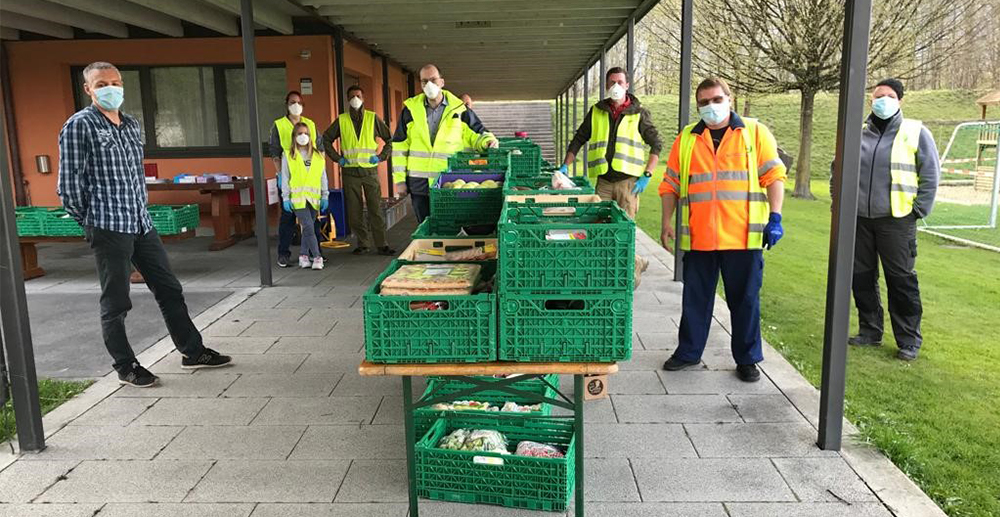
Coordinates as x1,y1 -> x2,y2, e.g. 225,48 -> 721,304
674,249 -> 764,366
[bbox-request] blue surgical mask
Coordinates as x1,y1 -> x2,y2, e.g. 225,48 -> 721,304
94,86 -> 124,111
698,100 -> 731,126
871,96 -> 899,120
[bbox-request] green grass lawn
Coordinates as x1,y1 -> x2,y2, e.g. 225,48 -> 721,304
635,176 -> 1000,517
1,379 -> 92,445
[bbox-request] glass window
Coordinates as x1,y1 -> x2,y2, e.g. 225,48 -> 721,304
152,67 -> 218,147
73,69 -> 145,140
225,67 -> 288,144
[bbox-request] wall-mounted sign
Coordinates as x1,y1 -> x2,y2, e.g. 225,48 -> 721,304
300,78 -> 313,95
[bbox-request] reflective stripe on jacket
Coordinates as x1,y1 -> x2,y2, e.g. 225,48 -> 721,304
338,110 -> 379,168
274,116 -> 317,153
286,150 -> 325,210
588,110 -> 646,178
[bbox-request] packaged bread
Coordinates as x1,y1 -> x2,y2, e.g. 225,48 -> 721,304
380,263 -> 481,295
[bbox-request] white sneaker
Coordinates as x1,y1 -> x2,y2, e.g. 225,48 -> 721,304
311,257 -> 325,270
299,255 -> 311,268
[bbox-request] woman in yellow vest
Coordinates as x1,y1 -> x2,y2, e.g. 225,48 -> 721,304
279,122 -> 329,270
269,91 -> 319,268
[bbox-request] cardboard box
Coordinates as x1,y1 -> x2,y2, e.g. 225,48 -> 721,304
583,374 -> 608,401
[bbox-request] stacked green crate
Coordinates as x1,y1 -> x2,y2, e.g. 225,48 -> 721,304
430,172 -> 506,224
497,138 -> 542,178
148,205 -> 200,235
495,201 -> 635,362
503,174 -> 595,198
15,207 -> 49,236
42,209 -> 84,237
413,374 -> 559,436
411,217 -> 497,240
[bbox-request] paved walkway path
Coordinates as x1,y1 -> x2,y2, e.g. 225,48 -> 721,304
1,224 -> 944,516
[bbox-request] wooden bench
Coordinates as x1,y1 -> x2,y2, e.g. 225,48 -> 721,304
19,229 -> 195,281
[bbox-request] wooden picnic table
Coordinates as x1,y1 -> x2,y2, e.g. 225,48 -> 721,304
359,360 -> 619,517
19,230 -> 195,280
147,180 -> 253,251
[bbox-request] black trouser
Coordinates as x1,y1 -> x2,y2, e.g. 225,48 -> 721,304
87,226 -> 205,372
852,215 -> 922,349
410,193 -> 431,223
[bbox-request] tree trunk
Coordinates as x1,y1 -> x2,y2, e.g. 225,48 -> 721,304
793,88 -> 817,199
742,96 -> 752,117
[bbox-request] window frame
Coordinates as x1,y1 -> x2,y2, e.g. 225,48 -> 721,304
70,63 -> 286,159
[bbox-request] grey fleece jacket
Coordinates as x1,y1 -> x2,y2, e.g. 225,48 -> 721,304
850,110 -> 940,219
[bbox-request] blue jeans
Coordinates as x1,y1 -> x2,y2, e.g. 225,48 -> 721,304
674,250 -> 764,366
277,190 -> 324,258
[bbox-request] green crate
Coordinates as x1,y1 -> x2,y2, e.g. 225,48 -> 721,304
15,207 -> 49,236
498,140 -> 543,178
447,150 -> 511,174
416,413 -> 576,511
431,173 -> 506,224
414,375 -> 559,437
498,201 -> 635,292
504,175 -> 595,197
498,291 -> 633,362
41,209 -> 84,237
148,204 -> 200,235
363,260 -> 497,364
411,216 -> 497,240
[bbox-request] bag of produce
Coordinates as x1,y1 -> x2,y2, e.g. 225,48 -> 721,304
515,441 -> 565,458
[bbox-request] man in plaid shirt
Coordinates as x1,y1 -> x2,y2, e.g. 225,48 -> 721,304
58,62 -> 232,388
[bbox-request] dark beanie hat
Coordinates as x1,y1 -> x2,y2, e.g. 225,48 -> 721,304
875,78 -> 904,99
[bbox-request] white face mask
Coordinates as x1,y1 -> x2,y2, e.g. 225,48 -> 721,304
288,102 -> 303,116
698,99 -> 731,126
349,96 -> 363,110
295,133 -> 310,146
423,80 -> 442,100
607,83 -> 627,102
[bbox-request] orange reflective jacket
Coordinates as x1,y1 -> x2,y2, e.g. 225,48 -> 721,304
659,114 -> 787,251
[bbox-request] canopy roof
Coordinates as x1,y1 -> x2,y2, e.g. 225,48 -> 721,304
976,90 -> 1000,107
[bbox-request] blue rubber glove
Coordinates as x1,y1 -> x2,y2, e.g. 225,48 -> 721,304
338,157 -> 348,167
369,155 -> 380,165
632,175 -> 651,195
320,199 -> 329,213
557,164 -> 569,175
282,200 -> 293,213
763,212 -> 783,249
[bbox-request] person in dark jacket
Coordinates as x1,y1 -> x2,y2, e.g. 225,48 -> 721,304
562,67 -> 663,287
846,78 -> 940,361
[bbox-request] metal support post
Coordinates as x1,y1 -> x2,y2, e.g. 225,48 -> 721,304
599,50 -> 607,94
818,0 -> 873,451
564,90 -> 570,173
674,0 -> 693,281
583,69 -> 589,177
239,0 -> 272,286
572,83 -> 578,176
381,55 -> 393,197
627,16 -> 635,93
574,374 -> 585,517
0,102 -> 45,451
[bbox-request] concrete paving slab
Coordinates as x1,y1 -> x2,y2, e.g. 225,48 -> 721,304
700,348 -> 739,370
158,426 -> 307,460
288,425 -> 405,460
267,337 -> 360,356
113,373 -> 239,398
202,337 -> 277,355
332,374 -> 403,397
584,424 -> 697,459
249,503 -> 408,517
613,394 -> 741,423
552,397 -> 619,423
242,319 -> 336,337
633,311 -> 678,334
152,354 -> 306,375
334,460 -> 408,503
0,504 -> 104,517
36,460 -> 213,503
136,398 -> 268,426
0,460 -> 78,503
186,460 -> 350,503
657,370 -> 780,395
204,319 -> 254,337
22,425 -> 180,461
728,394 -> 804,423
584,459 -> 641,502
294,354 -> 366,374
585,502 -> 727,517
605,370 -> 665,394
773,458 -> 880,502
252,397 -> 381,426
99,503 -> 255,517
686,423 -> 837,458
69,397 -> 156,426
275,295 -> 360,310
632,458 -> 796,502
225,308 -> 308,322
636,332 -> 681,351
618,349 -> 669,371
222,373 -> 342,398
725,502 -> 894,517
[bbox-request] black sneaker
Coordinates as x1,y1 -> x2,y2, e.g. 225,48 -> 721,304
181,348 -> 233,369
378,246 -> 396,256
352,247 -> 371,255
736,364 -> 761,383
897,347 -> 919,361
118,362 -> 159,388
848,334 -> 882,347
277,255 -> 291,268
662,355 -> 700,371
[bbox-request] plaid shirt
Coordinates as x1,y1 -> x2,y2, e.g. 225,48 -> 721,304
57,105 -> 153,234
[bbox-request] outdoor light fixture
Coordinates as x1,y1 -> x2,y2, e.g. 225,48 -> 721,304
300,49 -> 311,60
35,155 -> 51,174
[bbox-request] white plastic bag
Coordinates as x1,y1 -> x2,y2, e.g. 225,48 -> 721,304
551,170 -> 577,191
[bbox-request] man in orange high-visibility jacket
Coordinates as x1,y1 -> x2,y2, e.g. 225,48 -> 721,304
658,77 -> 787,383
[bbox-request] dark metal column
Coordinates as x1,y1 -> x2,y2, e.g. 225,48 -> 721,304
407,71 -> 415,97
599,50 -> 607,94
334,29 -> 346,114
240,0 -> 272,286
572,83 -> 578,176
674,0 -> 693,281
627,16 -> 635,93
556,93 -> 562,160
381,55 -> 393,197
583,68 -> 589,177
1,46 -> 27,206
818,0 -> 872,451
0,102 -> 44,451
564,90 -> 570,173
